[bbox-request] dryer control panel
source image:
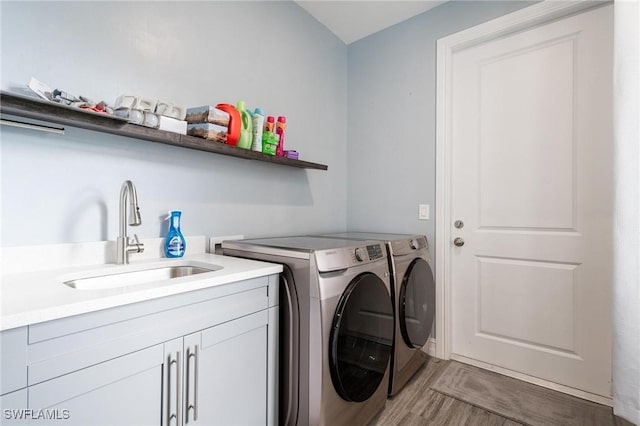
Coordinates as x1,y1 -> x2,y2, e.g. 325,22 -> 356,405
391,236 -> 429,257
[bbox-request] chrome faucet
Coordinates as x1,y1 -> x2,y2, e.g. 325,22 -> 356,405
116,180 -> 144,264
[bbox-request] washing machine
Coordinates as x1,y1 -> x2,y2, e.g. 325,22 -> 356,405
317,233 -> 435,397
222,236 -> 394,426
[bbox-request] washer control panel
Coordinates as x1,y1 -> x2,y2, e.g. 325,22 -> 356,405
316,242 -> 387,272
366,244 -> 384,260
353,244 -> 383,262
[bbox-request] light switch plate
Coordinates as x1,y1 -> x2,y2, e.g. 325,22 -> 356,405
419,204 -> 430,220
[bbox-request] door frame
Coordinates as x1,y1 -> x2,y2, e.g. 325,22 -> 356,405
434,0 -> 608,361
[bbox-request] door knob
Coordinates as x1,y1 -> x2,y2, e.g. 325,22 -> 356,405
453,237 -> 465,247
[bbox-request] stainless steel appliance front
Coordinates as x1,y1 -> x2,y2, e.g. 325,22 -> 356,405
222,236 -> 393,425
315,232 -> 436,397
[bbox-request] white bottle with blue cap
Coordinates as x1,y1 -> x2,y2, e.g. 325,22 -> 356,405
251,107 -> 265,152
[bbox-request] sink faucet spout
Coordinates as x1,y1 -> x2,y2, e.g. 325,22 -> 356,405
116,180 -> 144,264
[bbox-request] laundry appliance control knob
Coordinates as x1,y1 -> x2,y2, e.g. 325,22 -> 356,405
354,248 -> 365,262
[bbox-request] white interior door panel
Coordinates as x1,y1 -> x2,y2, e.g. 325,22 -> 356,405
449,4 -> 613,398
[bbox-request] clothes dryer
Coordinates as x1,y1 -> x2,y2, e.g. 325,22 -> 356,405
222,236 -> 394,425
318,233 -> 435,397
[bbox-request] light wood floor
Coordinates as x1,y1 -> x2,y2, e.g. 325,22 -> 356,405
373,356 -> 634,426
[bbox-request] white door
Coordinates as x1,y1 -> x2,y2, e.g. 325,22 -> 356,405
448,5 -> 613,398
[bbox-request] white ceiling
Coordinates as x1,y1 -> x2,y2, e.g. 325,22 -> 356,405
295,1 -> 447,44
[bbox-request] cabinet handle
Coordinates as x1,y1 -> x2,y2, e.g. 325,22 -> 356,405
176,352 -> 182,426
167,355 -> 173,426
186,345 -> 199,423
194,344 -> 199,422
168,352 -> 181,426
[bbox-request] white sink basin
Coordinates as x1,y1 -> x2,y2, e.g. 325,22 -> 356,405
63,263 -> 222,290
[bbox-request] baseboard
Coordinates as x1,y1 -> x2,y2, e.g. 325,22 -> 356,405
450,354 -> 613,407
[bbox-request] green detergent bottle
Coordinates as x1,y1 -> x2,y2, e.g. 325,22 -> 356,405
236,101 -> 253,149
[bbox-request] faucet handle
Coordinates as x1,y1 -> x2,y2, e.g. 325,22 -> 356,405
129,234 -> 145,253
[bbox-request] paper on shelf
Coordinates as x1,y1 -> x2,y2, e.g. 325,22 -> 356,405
28,77 -> 53,101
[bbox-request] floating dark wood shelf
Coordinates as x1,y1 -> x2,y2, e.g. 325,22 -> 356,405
0,91 -> 328,171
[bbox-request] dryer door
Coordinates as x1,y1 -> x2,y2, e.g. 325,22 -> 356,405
329,272 -> 393,402
399,258 -> 436,349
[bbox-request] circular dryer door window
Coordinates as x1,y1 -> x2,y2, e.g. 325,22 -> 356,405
399,258 -> 436,348
329,272 -> 393,402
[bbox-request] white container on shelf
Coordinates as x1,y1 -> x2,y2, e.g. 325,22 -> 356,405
251,107 -> 265,152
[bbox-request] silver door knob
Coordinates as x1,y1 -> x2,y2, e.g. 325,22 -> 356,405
453,237 -> 465,247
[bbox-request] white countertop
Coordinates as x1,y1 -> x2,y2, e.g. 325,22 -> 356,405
0,253 -> 282,331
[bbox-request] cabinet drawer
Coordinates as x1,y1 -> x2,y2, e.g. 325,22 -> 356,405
28,285 -> 268,385
0,327 -> 27,395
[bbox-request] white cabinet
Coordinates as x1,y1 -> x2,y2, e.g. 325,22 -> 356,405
0,274 -> 279,426
163,310 -> 273,426
28,345 -> 163,426
0,389 -> 27,426
0,327 -> 28,426
0,327 -> 27,395
188,311 -> 269,425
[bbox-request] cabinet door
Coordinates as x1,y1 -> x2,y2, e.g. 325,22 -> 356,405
184,310 -> 269,425
0,388 -> 27,426
0,327 -> 27,395
28,345 -> 163,426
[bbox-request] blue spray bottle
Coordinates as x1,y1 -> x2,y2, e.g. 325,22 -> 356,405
165,211 -> 186,258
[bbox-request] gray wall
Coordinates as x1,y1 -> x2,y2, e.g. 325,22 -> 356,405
0,1 -> 347,246
0,1 -> 537,249
346,1 -> 535,248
